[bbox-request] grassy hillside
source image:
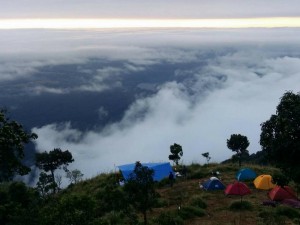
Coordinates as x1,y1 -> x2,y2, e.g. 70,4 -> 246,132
2,162 -> 300,225
59,163 -> 300,225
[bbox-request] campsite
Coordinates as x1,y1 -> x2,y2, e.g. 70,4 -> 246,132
51,162 -> 300,225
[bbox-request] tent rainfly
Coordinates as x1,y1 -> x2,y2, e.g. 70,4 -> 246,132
225,181 -> 251,202
202,178 -> 225,191
118,162 -> 174,182
254,175 -> 276,190
236,168 -> 257,181
268,186 -> 298,201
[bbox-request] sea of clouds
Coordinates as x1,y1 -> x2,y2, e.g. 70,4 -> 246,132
1,28 -> 300,181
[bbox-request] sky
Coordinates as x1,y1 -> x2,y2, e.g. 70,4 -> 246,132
1,0 -> 300,19
1,1 -> 300,182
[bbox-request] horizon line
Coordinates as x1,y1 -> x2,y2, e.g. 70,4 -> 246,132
1,17 -> 300,29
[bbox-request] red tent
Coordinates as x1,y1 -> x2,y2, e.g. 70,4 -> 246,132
225,182 -> 251,197
224,182 -> 251,201
268,186 -> 297,201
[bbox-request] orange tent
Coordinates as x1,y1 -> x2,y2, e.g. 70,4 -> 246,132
253,175 -> 276,190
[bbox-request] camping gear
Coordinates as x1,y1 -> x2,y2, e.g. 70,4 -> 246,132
268,186 -> 297,201
281,199 -> 300,208
254,175 -> 276,190
118,162 -> 174,182
225,181 -> 251,196
202,178 -> 225,191
225,181 -> 251,202
236,168 -> 257,181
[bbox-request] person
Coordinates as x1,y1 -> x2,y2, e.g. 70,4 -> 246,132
169,171 -> 174,187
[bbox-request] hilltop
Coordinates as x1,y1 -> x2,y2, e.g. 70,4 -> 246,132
46,162 -> 299,225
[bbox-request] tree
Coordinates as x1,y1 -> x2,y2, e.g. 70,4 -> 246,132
0,110 -> 38,182
124,161 -> 157,225
36,148 -> 74,193
0,181 -> 40,225
227,134 -> 249,167
260,91 -> 300,184
36,172 -> 56,196
66,169 -> 84,184
202,152 -> 211,164
168,143 -> 183,166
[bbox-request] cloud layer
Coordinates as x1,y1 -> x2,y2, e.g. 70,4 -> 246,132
27,29 -> 300,179
1,28 -> 300,181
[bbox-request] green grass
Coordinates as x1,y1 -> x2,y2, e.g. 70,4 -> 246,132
30,162 -> 300,225
229,200 -> 253,211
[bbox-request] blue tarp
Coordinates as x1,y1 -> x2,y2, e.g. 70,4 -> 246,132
202,179 -> 225,190
118,162 -> 174,181
236,168 -> 257,181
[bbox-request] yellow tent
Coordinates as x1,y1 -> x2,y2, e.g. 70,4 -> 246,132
253,175 -> 276,190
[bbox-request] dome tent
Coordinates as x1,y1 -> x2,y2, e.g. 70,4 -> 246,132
202,178 -> 226,191
236,168 -> 257,181
118,162 -> 174,182
268,186 -> 297,201
254,175 -> 276,190
225,181 -> 251,196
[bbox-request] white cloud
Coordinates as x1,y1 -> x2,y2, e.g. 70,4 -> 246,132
32,86 -> 68,95
32,47 -> 300,180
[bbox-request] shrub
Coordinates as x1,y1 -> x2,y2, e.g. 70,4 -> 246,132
258,209 -> 287,225
190,196 -> 207,209
276,206 -> 300,219
154,198 -> 168,208
189,169 -> 206,179
156,178 -> 170,188
178,206 -> 206,219
229,200 -> 253,211
90,211 -> 125,225
154,211 -> 184,225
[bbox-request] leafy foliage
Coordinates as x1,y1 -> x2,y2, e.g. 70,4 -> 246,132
168,143 -> 183,166
260,91 -> 300,183
0,182 -> 40,225
202,152 -> 211,164
276,205 -> 300,219
272,171 -> 290,187
36,148 -> 74,193
66,169 -> 84,184
178,206 -> 206,219
190,196 -> 207,209
154,211 -> 184,225
39,193 -> 96,225
36,172 -> 57,196
124,161 -> 157,225
227,134 -> 250,167
0,110 -> 38,182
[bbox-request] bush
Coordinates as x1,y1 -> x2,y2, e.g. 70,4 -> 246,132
189,169 -> 207,179
178,206 -> 206,219
89,211 -> 125,225
190,196 -> 207,209
156,178 -> 170,188
258,209 -> 287,225
229,200 -> 253,211
154,211 -> 184,225
276,206 -> 300,219
154,198 -> 168,208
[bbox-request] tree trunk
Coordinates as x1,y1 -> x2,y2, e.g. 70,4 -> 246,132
50,169 -> 56,193
143,211 -> 147,225
238,153 -> 241,168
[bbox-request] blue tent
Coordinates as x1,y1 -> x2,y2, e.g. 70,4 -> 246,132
118,162 -> 174,181
202,178 -> 225,191
236,168 -> 257,181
